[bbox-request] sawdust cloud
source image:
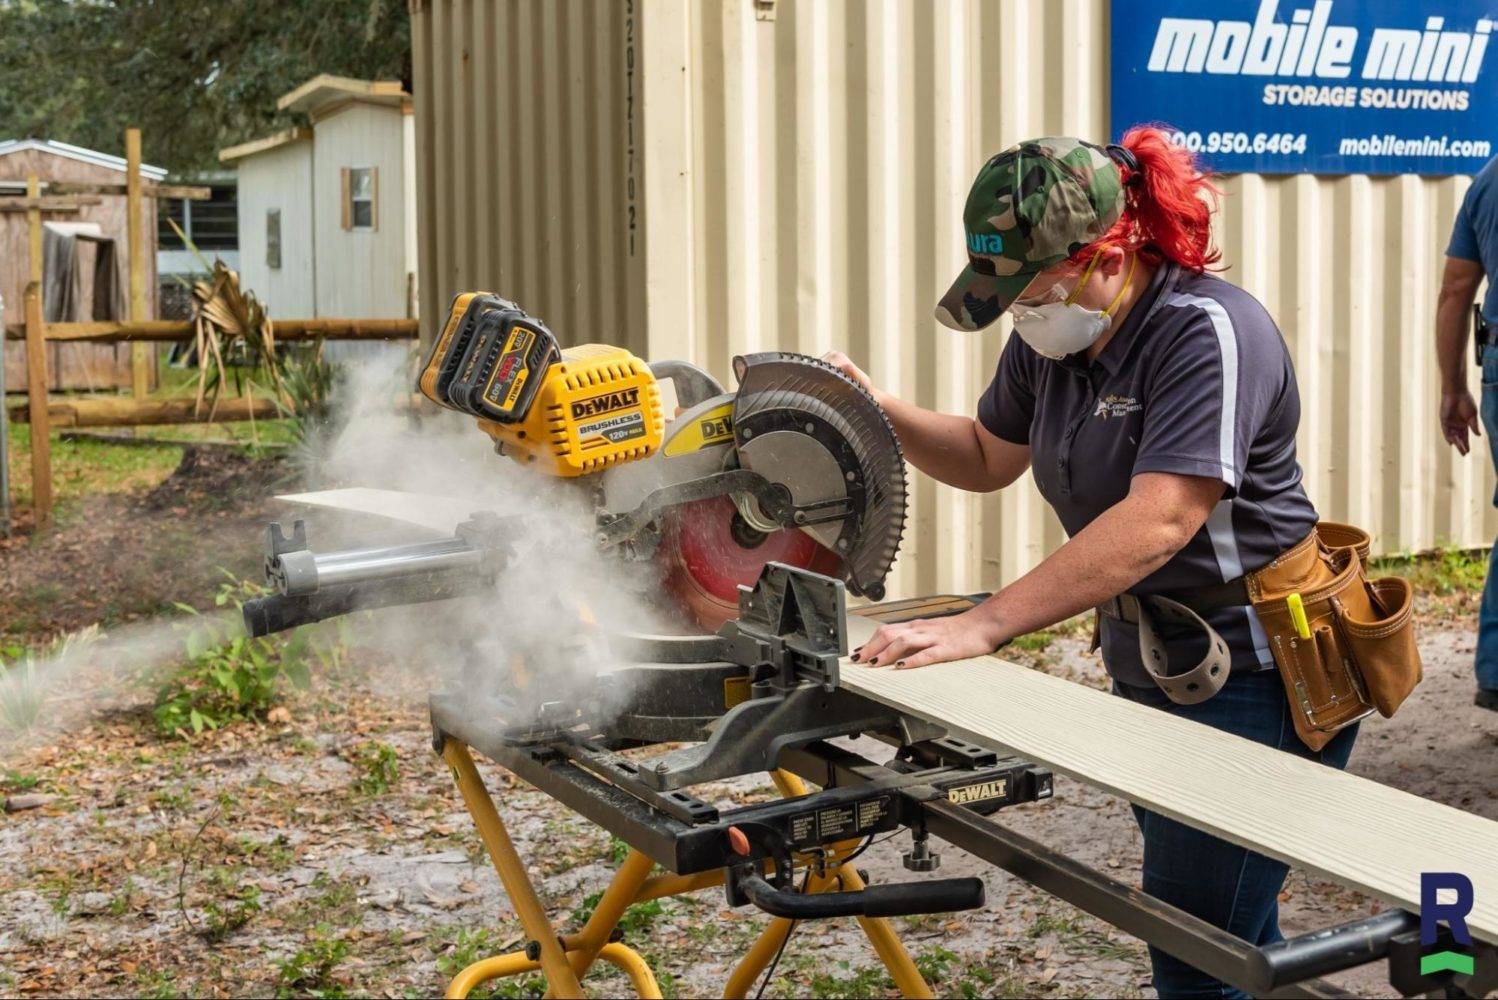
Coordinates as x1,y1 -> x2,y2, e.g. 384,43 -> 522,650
0,352 -> 671,756
0,614 -> 236,754
293,351 -> 675,722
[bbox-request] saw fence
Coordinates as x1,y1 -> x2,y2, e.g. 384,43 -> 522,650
0,126 -> 420,532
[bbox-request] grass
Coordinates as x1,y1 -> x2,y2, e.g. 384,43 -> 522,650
4,420 -> 183,511
1,625 -> 99,740
567,890 -> 668,937
1375,544 -> 1488,596
4,364 -> 297,515
352,741 -> 400,796
276,924 -> 350,996
434,927 -> 541,999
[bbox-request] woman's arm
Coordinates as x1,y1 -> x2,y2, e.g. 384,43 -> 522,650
823,351 -> 1031,492
854,472 -> 1226,669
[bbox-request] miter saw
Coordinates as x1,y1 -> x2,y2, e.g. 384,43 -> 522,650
245,291 -> 907,635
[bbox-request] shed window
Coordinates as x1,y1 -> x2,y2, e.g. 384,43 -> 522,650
266,209 -> 282,269
342,166 -> 377,231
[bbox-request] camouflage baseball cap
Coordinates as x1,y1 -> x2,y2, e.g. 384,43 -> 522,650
936,137 -> 1127,332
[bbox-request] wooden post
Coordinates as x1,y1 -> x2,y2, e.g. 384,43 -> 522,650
23,283 -> 51,528
25,174 -> 42,284
125,127 -> 150,397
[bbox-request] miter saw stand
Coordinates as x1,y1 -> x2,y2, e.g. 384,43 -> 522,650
429,564 -> 1048,998
426,564 -> 1495,999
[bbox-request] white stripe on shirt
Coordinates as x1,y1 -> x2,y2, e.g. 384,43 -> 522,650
1205,498 -> 1276,667
1164,292 -> 1240,489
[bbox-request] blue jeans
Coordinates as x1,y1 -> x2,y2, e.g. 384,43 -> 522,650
1113,670 -> 1359,999
1477,346 -> 1498,691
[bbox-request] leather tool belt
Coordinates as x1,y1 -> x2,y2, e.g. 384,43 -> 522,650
1096,521 -> 1423,750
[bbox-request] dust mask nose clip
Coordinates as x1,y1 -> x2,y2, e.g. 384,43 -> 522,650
1011,253 -> 1135,361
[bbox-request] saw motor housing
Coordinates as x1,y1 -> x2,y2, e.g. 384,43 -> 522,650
419,293 -> 666,477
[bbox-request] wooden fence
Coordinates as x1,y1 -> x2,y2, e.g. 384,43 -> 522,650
0,128 -> 421,531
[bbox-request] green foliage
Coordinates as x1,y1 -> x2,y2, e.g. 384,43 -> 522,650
1026,907 -> 1087,939
0,0 -> 411,173
201,884 -> 262,942
805,961 -> 891,999
915,946 -> 959,984
608,835 -> 632,865
1374,545 -> 1487,596
1010,630 -> 1055,653
352,741 -> 399,796
434,927 -> 533,999
277,343 -> 342,444
567,890 -> 667,936
153,577 -> 311,737
276,924 -> 350,996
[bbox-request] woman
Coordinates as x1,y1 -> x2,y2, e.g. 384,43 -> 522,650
826,127 -> 1358,999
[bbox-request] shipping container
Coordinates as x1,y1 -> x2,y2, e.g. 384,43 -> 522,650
410,0 -> 1497,597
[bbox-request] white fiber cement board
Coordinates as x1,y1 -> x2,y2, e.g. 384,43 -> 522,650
841,616 -> 1498,941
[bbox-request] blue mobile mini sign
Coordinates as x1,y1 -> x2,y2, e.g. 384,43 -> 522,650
1111,0 -> 1498,175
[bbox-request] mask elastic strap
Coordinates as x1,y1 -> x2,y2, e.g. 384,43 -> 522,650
1102,253 -> 1138,318
1063,251 -> 1106,307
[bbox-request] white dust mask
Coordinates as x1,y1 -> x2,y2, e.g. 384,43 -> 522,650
1011,253 -> 1135,361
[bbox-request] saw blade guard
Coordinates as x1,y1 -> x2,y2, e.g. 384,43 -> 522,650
729,352 -> 907,601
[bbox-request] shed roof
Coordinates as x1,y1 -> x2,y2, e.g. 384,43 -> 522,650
277,75 -> 409,116
0,138 -> 168,180
218,127 -> 314,164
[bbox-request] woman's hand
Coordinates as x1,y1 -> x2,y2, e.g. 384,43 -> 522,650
852,609 -> 1009,670
822,350 -> 879,401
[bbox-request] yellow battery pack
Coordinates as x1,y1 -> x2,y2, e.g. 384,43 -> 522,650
477,344 -> 665,477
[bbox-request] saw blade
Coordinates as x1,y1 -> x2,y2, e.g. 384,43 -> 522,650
656,495 -> 840,630
729,352 -> 907,600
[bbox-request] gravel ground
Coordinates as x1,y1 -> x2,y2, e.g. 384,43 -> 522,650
1,612 -> 1492,998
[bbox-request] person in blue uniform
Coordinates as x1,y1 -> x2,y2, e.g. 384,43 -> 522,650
826,126 -> 1357,1000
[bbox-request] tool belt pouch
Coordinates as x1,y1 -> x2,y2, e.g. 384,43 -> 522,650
1246,521 -> 1422,751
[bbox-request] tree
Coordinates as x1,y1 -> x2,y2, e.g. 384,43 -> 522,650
0,0 -> 410,174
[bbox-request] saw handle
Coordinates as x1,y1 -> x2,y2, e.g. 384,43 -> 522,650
733,869 -> 984,919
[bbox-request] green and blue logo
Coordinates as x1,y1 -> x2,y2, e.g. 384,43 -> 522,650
1420,872 -> 1475,977
966,232 -> 1004,254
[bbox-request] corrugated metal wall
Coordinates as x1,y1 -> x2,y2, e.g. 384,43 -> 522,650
410,0 -> 643,355
411,0 -> 1497,599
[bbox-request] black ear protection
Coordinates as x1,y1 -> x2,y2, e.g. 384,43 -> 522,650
1105,143 -> 1144,187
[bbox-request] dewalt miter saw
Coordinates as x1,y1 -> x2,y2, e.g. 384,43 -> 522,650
412,292 -> 907,628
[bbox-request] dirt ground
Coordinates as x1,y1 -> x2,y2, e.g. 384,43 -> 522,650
1,448 -> 1495,998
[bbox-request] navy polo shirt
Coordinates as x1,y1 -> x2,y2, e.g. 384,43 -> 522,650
1448,153 -> 1498,322
978,260 -> 1318,688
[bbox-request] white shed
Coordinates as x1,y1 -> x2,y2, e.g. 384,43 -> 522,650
220,76 -> 417,335
219,128 -> 314,316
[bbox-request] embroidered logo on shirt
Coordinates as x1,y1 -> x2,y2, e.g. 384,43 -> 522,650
1093,395 -> 1143,420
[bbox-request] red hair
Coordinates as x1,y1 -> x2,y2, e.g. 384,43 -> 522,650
1072,124 -> 1222,272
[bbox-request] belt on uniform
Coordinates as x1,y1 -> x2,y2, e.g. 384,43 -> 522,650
1095,576 -> 1250,623
1093,577 -> 1249,705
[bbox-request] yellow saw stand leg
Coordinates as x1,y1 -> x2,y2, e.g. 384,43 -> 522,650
442,741 -> 932,998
